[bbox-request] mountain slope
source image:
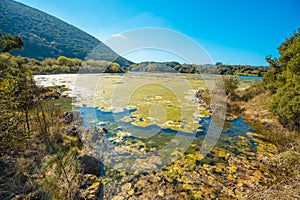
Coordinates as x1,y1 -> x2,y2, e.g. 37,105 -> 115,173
0,0 -> 132,66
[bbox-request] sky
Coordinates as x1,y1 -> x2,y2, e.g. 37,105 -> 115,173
15,0 -> 300,65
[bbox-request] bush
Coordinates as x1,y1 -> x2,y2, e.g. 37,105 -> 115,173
264,29 -> 300,130
241,81 -> 266,101
269,77 -> 300,129
215,75 -> 239,96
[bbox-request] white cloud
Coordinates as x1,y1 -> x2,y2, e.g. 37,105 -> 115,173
111,33 -> 127,39
95,12 -> 171,41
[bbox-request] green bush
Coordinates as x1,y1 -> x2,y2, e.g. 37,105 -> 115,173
241,81 -> 266,101
0,29 -> 24,52
216,75 -> 239,96
265,28 -> 300,130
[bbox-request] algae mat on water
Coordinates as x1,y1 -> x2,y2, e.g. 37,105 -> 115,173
34,73 -> 262,133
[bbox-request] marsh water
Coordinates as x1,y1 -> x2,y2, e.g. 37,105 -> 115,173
34,73 -> 258,157
35,73 -> 276,198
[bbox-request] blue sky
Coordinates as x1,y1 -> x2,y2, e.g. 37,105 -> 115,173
15,0 -> 300,65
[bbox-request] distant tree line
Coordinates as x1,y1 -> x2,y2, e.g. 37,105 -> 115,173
13,58 -> 268,76
129,61 -> 268,76
29,56 -> 124,74
215,64 -> 268,76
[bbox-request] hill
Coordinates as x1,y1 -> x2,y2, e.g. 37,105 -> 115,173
0,0 -> 132,66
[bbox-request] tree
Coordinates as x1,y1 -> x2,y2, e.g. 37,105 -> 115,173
264,28 -> 300,129
0,30 -> 24,52
217,75 -> 239,96
0,52 -> 36,137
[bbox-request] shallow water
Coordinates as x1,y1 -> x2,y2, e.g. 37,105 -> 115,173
78,106 -> 254,138
35,73 -> 261,155
78,106 -> 275,199
35,74 -> 278,198
77,106 -> 257,163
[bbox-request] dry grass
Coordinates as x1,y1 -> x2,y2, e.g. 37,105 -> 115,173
0,99 -> 85,199
240,90 -> 300,199
245,176 -> 300,200
242,93 -> 276,125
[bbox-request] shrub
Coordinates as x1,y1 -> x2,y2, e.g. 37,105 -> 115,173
218,75 -> 239,96
264,29 -> 300,130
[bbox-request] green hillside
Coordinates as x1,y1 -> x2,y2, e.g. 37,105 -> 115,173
0,0 -> 132,66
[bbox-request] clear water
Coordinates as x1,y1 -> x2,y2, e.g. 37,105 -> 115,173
77,106 -> 255,154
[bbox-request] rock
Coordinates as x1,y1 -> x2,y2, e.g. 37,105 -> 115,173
83,182 -> 101,200
134,179 -> 148,191
63,112 -> 71,124
112,196 -> 124,200
81,174 -> 99,187
128,189 -> 134,196
121,183 -> 132,193
78,155 -> 101,176
64,111 -> 81,124
64,111 -> 73,124
90,127 -> 108,143
158,190 -> 164,197
79,175 -> 103,200
65,125 -> 81,136
56,135 -> 64,145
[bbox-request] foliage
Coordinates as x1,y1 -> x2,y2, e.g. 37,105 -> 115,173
0,42 -> 85,198
217,75 -> 239,96
81,59 -> 124,73
30,56 -> 125,74
129,61 -> 268,75
0,29 -> 24,52
216,64 -> 268,76
130,61 -> 181,72
0,52 -> 37,150
240,81 -> 266,102
40,149 -> 83,200
264,29 -> 300,129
